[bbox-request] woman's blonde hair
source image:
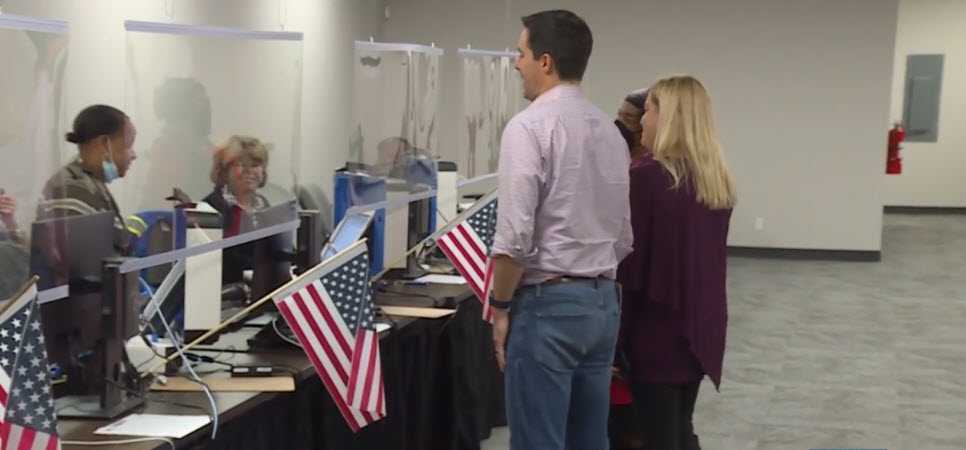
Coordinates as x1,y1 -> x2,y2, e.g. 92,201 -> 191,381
210,135 -> 270,188
648,75 -> 736,209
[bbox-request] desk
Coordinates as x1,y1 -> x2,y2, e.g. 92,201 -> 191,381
59,283 -> 505,450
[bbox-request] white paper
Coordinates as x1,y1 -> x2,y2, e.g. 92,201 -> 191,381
414,274 -> 467,285
243,312 -> 276,326
95,414 -> 211,439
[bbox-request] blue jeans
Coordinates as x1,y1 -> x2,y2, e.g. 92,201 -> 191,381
505,278 -> 621,450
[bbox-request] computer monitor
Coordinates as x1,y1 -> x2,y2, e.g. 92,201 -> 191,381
400,156 -> 438,279
322,211 -> 375,261
402,195 -> 433,279
30,212 -> 138,415
29,211 -> 114,302
294,209 -> 323,274
246,201 -> 297,305
333,170 -> 386,275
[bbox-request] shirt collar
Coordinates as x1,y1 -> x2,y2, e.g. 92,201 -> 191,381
532,83 -> 583,106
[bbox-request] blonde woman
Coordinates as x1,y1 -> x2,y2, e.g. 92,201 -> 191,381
203,135 -> 271,285
616,75 -> 736,450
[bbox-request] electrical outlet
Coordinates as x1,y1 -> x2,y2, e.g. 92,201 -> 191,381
754,217 -> 765,231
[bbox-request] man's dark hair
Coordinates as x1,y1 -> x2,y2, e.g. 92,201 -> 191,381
521,10 -> 593,81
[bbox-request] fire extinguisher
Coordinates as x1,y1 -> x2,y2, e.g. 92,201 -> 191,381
887,122 -> 904,175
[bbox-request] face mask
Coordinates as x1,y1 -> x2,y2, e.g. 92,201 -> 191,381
102,140 -> 120,183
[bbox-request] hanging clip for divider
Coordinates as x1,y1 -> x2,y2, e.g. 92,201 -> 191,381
163,0 -> 175,22
278,0 -> 287,31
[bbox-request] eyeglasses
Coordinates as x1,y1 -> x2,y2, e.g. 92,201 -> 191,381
231,159 -> 265,171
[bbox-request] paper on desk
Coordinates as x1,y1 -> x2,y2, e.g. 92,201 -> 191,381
380,305 -> 456,319
413,274 -> 466,285
95,414 -> 211,439
151,374 -> 295,392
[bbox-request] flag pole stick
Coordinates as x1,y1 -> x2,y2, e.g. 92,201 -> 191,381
0,275 -> 39,317
145,240 -> 368,374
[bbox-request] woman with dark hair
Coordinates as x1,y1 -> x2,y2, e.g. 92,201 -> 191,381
610,88 -> 650,450
39,104 -> 138,254
615,89 -> 648,160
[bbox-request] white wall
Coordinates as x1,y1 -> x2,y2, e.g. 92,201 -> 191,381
885,0 -> 966,208
385,0 -> 898,252
2,0 -> 385,227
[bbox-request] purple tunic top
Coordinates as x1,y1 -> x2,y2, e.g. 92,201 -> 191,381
617,155 -> 732,389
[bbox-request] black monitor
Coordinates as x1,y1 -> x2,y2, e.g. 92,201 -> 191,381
30,211 -> 114,300
29,212 -> 142,416
251,233 -> 293,303
403,196 -> 433,279
216,201 -> 296,296
294,209 -> 323,275
249,202 -> 297,302
402,156 -> 437,279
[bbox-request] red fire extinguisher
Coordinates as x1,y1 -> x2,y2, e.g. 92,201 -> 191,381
887,123 -> 904,175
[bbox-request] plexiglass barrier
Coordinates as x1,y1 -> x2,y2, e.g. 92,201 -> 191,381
350,41 -> 441,180
458,48 -> 522,179
0,14 -> 70,301
120,21 -> 304,273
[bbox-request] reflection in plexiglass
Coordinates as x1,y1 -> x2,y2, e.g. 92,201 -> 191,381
350,44 -> 440,181
459,51 -> 523,179
0,17 -> 69,299
123,23 -> 304,256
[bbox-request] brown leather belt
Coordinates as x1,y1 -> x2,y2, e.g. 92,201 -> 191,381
541,275 -> 606,287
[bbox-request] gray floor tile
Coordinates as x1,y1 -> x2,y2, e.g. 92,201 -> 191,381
478,213 -> 966,450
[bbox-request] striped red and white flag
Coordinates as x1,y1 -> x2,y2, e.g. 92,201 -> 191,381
435,192 -> 498,322
273,242 -> 385,432
0,281 -> 61,450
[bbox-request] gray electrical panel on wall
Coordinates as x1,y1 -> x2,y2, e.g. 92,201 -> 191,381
902,54 -> 944,143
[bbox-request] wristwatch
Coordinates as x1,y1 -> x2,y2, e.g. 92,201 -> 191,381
488,296 -> 513,310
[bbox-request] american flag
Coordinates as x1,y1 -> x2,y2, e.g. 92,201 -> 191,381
434,191 -> 498,321
273,241 -> 385,432
0,282 -> 60,450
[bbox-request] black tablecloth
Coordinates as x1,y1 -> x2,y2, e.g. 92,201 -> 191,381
199,297 -> 506,450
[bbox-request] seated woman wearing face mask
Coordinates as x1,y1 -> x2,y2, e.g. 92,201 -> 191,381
38,104 -> 138,255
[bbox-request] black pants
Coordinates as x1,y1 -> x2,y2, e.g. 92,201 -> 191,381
631,382 -> 702,450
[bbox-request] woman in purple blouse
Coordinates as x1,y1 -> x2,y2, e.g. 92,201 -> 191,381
617,75 -> 736,450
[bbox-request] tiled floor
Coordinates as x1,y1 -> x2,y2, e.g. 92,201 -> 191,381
481,213 -> 966,449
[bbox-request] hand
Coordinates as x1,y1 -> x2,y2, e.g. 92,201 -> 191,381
492,309 -> 510,372
0,194 -> 17,231
612,366 -> 625,379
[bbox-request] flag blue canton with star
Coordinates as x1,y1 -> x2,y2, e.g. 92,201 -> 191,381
3,301 -> 57,435
0,306 -> 31,388
467,199 -> 498,249
320,253 -> 373,331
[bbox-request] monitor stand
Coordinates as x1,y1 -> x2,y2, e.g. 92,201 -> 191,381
400,250 -> 428,280
57,258 -> 148,420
